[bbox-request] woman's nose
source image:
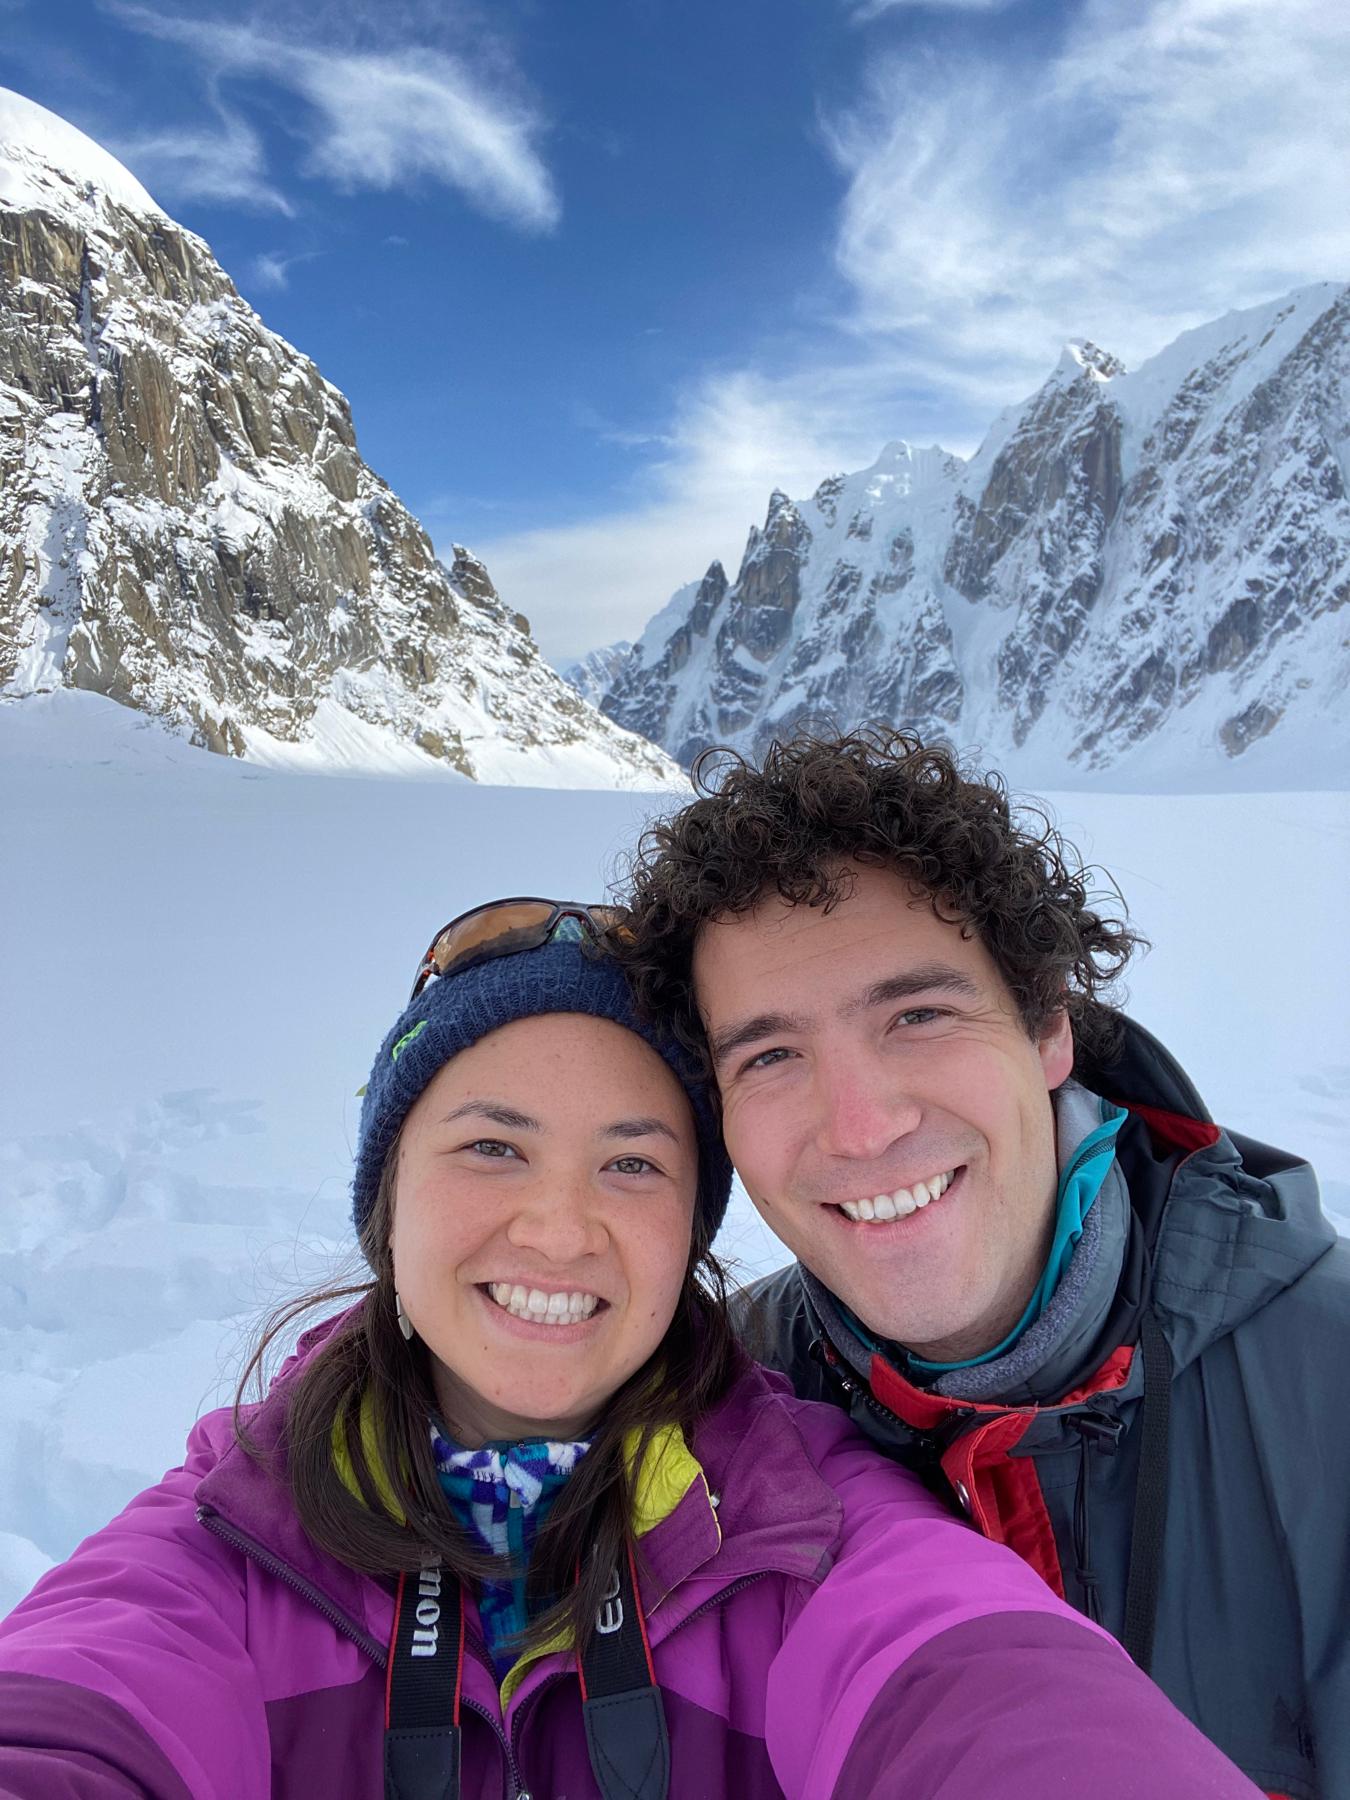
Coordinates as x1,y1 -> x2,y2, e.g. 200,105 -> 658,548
504,1175 -> 609,1261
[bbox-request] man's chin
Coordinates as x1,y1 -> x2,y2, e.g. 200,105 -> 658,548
821,1265 -> 988,1359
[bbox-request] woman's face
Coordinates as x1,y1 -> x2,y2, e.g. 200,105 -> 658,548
389,1011 -> 700,1446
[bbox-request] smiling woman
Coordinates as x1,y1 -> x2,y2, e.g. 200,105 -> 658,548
390,1012 -> 700,1446
0,900 -> 1266,1799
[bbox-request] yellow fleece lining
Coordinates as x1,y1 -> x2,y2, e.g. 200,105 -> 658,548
332,1388 -> 406,1522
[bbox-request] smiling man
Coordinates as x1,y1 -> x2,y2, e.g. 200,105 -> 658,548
620,729 -> 1350,1800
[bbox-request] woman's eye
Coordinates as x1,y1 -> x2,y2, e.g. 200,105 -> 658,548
466,1139 -> 519,1159
609,1155 -> 656,1176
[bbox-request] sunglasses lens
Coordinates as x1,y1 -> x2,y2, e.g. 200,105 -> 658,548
411,899 -> 632,1000
428,900 -> 559,979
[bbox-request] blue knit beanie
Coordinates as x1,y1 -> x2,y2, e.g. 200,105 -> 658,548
353,933 -> 732,1256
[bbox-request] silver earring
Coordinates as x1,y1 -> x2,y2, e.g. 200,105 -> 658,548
395,1291 -> 414,1342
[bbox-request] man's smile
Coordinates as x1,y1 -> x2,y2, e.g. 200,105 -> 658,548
832,1166 -> 961,1224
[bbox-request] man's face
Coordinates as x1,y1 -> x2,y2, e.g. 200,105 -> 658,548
693,863 -> 1074,1362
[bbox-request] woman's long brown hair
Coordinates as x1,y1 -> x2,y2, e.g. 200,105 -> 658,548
234,1137 -> 738,1660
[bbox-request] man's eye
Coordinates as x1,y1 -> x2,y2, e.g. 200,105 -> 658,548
894,1008 -> 943,1028
743,1046 -> 793,1073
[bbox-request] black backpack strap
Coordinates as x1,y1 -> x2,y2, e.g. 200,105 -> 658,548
1121,1309 -> 1173,1675
579,1543 -> 670,1800
385,1565 -> 464,1800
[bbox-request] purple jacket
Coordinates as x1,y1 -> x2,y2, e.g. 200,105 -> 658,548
0,1317 -> 1259,1799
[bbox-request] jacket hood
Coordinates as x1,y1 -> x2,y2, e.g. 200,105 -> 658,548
1077,1009 -> 1214,1124
1085,1012 -> 1333,1363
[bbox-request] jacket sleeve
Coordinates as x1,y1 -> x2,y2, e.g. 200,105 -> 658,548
764,1417 -> 1263,1800
0,1420 -> 271,1800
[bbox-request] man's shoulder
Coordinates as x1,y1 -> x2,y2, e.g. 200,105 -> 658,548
1230,1227 -> 1350,1354
729,1263 -> 832,1394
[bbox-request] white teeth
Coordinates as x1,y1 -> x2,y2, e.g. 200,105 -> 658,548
838,1170 -> 956,1224
487,1282 -> 600,1325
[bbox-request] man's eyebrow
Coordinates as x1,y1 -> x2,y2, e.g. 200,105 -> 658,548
708,1011 -> 810,1069
708,965 -> 983,1068
600,1116 -> 681,1144
438,1101 -> 539,1131
845,965 -> 983,1016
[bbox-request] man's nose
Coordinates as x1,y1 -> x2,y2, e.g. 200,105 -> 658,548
504,1174 -> 609,1262
812,1053 -> 921,1163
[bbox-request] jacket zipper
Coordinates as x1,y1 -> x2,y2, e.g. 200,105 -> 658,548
198,1505 -> 527,1796
662,1571 -> 768,1636
823,1350 -> 968,1459
196,1504 -> 386,1662
465,1636 -> 530,1800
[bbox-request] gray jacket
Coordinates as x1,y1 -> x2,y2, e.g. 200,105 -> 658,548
733,1015 -> 1348,1800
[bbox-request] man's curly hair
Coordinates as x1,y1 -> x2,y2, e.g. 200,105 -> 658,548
618,729 -> 1144,1073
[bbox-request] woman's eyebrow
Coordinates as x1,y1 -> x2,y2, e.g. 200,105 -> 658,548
438,1100 -> 539,1131
600,1116 -> 681,1144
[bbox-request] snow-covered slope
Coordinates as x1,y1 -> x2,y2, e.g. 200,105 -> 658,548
1,692 -> 1346,1612
585,286 -> 1350,786
0,88 -> 680,789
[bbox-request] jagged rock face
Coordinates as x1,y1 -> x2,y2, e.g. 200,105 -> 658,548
0,91 -> 678,788
561,637 -> 634,709
596,443 -> 967,766
584,288 -> 1350,779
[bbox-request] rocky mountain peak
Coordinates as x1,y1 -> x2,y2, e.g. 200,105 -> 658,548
578,283 -> 1349,785
0,87 -> 679,788
1059,340 -> 1128,383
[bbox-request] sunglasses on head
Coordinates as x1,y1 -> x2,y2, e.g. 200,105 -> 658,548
408,897 -> 633,1002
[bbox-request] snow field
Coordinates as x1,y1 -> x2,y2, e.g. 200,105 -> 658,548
1,690 -> 1346,1613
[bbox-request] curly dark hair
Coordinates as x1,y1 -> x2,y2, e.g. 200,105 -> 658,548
618,728 -> 1144,1073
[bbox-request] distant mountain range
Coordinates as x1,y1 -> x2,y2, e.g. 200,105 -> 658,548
5,88 -> 1345,795
570,284 -> 1350,786
0,87 -> 678,788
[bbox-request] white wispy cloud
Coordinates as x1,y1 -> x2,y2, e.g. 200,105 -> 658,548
247,248 -> 322,291
472,364 -> 921,663
104,3 -> 559,229
825,0 -> 1350,385
110,103 -> 292,214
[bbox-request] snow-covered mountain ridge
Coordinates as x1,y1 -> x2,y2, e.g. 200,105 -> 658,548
0,88 -> 679,788
581,285 -> 1350,785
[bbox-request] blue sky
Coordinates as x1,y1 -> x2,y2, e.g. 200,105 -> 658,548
3,0 -> 1348,659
